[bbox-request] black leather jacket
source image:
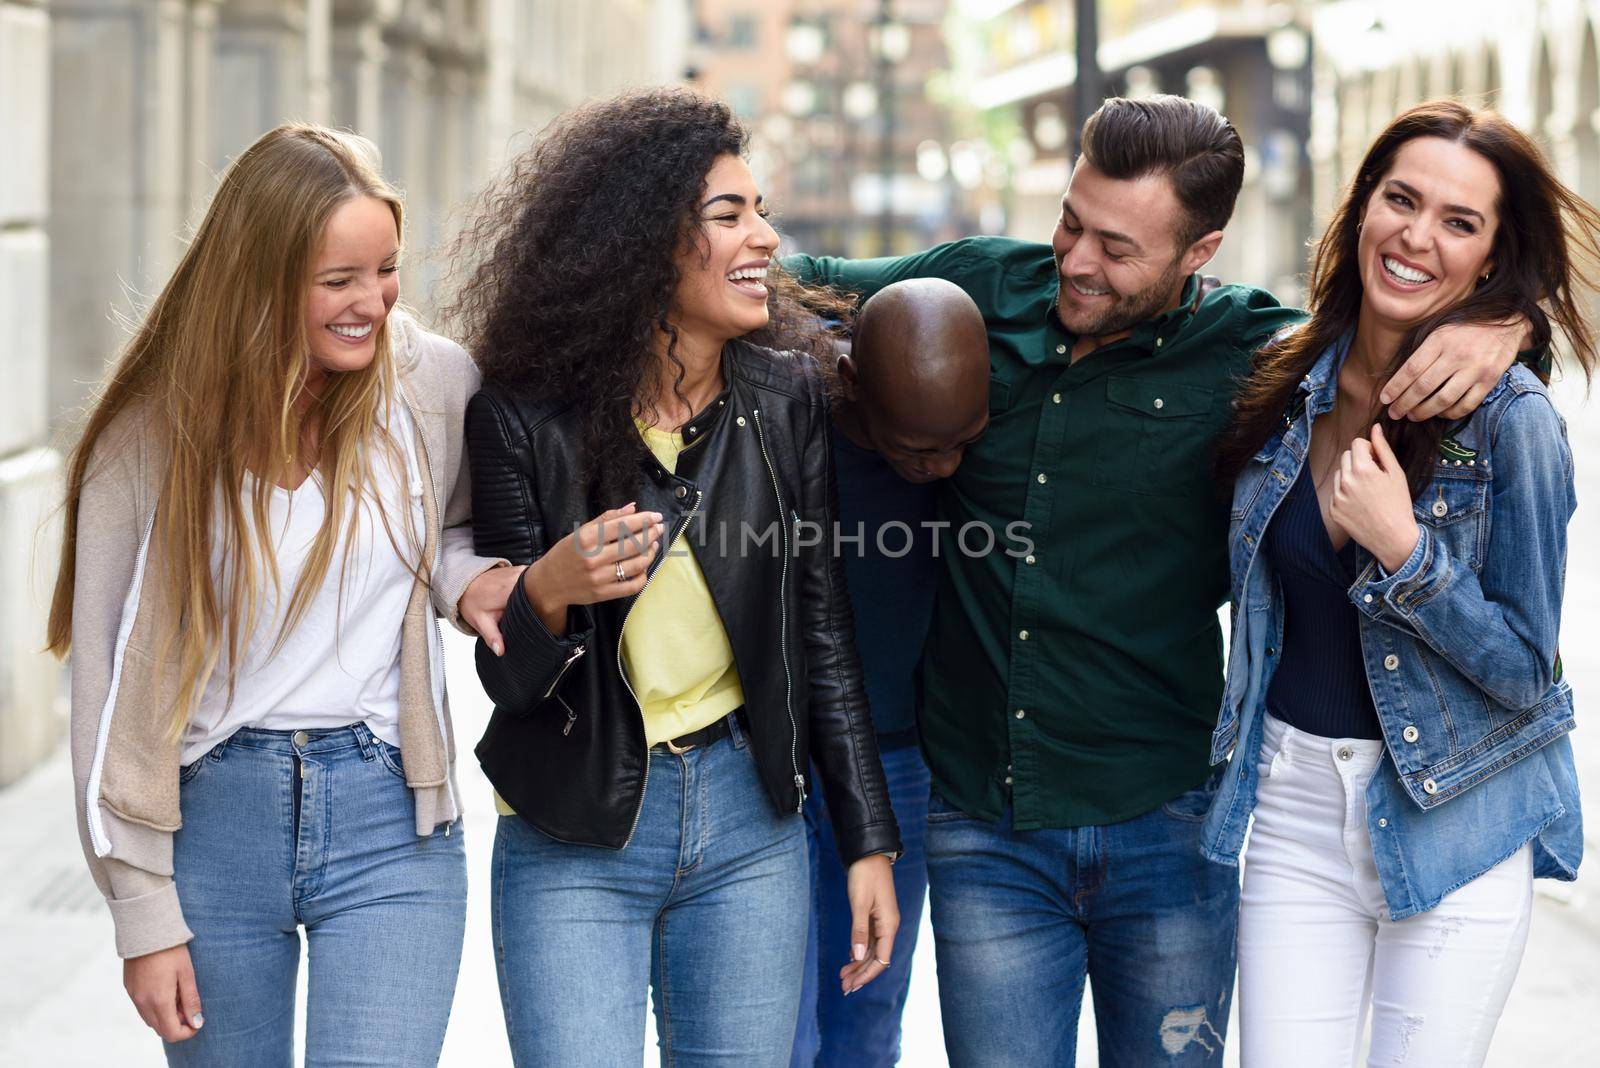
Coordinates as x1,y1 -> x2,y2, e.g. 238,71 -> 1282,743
466,340 -> 901,864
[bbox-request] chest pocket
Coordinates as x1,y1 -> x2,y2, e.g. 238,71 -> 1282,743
1092,377 -> 1218,497
1414,467 -> 1490,570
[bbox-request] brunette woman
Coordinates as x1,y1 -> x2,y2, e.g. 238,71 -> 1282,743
52,123 -> 515,1065
449,88 -> 901,1066
1206,101 -> 1592,1065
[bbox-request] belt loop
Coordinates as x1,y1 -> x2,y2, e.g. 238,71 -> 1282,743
727,709 -> 746,749
353,723 -> 377,762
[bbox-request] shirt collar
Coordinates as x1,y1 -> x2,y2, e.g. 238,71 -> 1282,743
1302,331 -> 1354,417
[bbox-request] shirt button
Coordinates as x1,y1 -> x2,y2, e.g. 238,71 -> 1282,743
1025,554 -> 1036,565
1153,398 -> 1165,410
1036,473 -> 1047,484
1383,654 -> 1399,671
1423,778 -> 1439,795
1018,630 -> 1029,641
1155,337 -> 1164,348
1337,745 -> 1354,761
292,730 -> 309,748
1402,725 -> 1419,743
1378,818 -> 1389,828
674,485 -> 688,499
1015,709 -> 1026,719
1004,776 -> 1014,785
1055,343 -> 1066,355
1052,393 -> 1062,404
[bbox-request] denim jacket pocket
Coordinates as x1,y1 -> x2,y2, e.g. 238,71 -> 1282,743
1162,767 -> 1225,822
1413,470 -> 1490,570
1093,378 -> 1218,497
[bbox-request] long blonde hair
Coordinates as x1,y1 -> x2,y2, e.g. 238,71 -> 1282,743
47,122 -> 415,735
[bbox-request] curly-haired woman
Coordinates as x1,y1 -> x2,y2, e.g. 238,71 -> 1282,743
50,123 -> 516,1064
1206,101 -> 1592,1065
449,88 -> 902,1065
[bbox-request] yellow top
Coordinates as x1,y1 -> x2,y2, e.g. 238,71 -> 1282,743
495,421 -> 744,817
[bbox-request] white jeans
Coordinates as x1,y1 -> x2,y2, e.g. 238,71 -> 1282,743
1238,713 -> 1533,1067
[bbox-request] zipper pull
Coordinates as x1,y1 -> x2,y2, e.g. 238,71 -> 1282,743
562,707 -> 578,736
794,774 -> 807,813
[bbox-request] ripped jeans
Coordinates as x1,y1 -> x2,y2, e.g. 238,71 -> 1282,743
925,778 -> 1237,1066
1238,713 -> 1533,1067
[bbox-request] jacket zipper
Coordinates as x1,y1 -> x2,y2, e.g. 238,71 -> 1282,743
751,409 -> 805,812
85,509 -> 159,857
400,389 -> 460,830
544,642 -> 587,700
616,486 -> 703,847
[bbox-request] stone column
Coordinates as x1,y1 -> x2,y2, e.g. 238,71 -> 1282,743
331,0 -> 396,138
212,0 -> 314,165
0,0 -> 62,786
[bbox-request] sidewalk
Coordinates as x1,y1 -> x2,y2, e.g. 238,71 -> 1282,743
3,381 -> 1598,1065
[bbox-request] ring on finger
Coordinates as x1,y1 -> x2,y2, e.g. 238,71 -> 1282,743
874,957 -> 891,966
614,561 -> 627,583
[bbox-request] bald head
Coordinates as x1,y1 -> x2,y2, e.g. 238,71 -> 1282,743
838,278 -> 991,483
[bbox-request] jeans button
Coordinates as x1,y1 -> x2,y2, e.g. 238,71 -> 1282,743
1383,654 -> 1399,671
1422,778 -> 1439,795
292,730 -> 309,748
1402,725 -> 1419,743
1337,746 -> 1354,761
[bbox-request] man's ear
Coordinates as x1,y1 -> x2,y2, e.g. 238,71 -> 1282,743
837,353 -> 861,402
1181,229 -> 1224,276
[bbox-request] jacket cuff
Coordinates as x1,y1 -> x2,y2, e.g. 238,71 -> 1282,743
1351,527 -> 1433,619
107,880 -> 194,959
835,820 -> 904,867
489,578 -> 594,707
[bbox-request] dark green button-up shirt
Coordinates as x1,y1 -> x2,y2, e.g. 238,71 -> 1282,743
788,237 -> 1304,828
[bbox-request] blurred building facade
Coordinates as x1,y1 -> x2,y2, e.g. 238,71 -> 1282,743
952,0 -> 1317,296
692,0 -> 980,257
0,0 -> 689,786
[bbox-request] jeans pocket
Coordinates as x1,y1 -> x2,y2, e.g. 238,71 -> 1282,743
926,788 -> 973,823
1161,768 -> 1224,823
179,744 -> 222,785
375,739 -> 408,781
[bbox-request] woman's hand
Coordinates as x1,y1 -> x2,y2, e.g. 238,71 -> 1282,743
1330,424 -> 1420,573
458,564 -> 522,656
124,944 -> 203,1043
523,502 -> 665,634
1382,317 -> 1526,421
839,854 -> 900,996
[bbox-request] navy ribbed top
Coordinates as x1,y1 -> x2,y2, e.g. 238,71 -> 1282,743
1262,463 -> 1383,740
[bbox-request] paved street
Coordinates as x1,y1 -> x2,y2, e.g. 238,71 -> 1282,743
3,375 -> 1598,1066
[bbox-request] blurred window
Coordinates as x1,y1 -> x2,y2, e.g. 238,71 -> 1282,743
727,84 -> 761,118
728,14 -> 758,50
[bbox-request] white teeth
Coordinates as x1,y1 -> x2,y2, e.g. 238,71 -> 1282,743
1070,279 -> 1110,297
726,267 -> 768,282
1383,256 -> 1434,284
329,323 -> 373,339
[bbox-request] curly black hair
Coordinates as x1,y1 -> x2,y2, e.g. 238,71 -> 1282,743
443,87 -> 855,506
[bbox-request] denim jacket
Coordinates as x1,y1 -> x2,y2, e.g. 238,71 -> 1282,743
1200,337 -> 1582,920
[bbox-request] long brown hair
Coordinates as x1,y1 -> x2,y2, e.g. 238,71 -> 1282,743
47,123 -> 414,735
1218,100 -> 1600,491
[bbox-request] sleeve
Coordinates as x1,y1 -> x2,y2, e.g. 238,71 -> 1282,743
69,438 -> 195,959
464,390 -> 594,714
782,240 -> 981,300
795,388 -> 903,864
1350,390 -> 1573,708
432,365 -> 511,634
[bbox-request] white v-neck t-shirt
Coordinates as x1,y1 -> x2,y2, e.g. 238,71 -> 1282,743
180,402 -> 425,764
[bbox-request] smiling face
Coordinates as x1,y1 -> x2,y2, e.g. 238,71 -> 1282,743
304,195 -> 400,379
1050,160 -> 1220,340
1356,136 -> 1500,335
669,154 -> 780,347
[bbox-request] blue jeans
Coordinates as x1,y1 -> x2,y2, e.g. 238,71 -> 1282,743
791,744 -> 929,1067
492,716 -> 809,1066
165,724 -> 467,1068
926,775 -> 1238,1067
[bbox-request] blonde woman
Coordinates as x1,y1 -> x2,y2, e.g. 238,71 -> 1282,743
48,123 -> 514,1065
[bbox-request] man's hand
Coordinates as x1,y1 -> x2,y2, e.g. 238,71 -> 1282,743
124,944 -> 203,1043
1382,317 -> 1526,421
458,564 -> 521,656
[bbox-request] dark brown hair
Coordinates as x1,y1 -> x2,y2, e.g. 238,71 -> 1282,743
1217,100 -> 1599,492
443,87 -> 852,505
1080,95 -> 1245,248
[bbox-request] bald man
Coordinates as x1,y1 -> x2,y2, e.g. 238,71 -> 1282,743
792,279 -> 989,1068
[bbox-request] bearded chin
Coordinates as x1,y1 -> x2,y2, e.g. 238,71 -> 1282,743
1058,258 -> 1189,339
